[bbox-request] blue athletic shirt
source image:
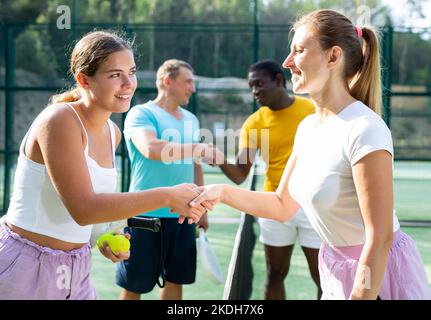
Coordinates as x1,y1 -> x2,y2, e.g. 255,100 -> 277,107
123,100 -> 200,218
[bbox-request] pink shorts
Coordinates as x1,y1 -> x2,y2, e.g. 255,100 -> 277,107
319,229 -> 431,300
0,218 -> 96,300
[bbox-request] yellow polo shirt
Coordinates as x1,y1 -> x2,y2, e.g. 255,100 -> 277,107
239,96 -> 315,192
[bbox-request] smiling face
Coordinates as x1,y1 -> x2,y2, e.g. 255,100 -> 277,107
166,66 -> 196,106
282,26 -> 332,95
84,49 -> 137,113
248,70 -> 280,107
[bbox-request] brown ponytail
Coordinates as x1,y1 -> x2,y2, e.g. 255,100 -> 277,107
349,27 -> 382,114
50,30 -> 133,105
293,10 -> 382,114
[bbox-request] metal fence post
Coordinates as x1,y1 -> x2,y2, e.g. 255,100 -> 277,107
381,25 -> 393,128
252,0 -> 260,115
120,109 -> 130,193
253,0 -> 259,67
3,25 -> 15,213
119,25 -> 136,193
71,0 -> 77,43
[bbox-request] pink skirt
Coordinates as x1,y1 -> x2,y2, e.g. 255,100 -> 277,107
319,230 -> 431,300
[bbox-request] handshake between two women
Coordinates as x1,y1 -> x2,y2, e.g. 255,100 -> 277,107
168,184 -> 225,224
171,182 -> 291,225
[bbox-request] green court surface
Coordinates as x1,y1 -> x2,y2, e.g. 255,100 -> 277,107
90,161 -> 431,300
91,224 -> 431,300
0,160 -> 430,299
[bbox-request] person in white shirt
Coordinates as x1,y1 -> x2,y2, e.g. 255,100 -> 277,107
0,31 -> 206,300
188,9 -> 431,300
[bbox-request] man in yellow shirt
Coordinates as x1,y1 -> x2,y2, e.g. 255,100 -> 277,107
216,59 -> 322,299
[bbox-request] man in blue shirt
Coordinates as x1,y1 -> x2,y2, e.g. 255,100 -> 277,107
116,59 -> 219,300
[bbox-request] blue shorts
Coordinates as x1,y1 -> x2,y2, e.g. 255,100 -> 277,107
115,218 -> 197,294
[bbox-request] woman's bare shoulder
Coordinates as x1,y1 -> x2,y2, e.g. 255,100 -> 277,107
34,103 -> 85,142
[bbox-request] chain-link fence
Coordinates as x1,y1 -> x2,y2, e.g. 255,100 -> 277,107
1,22 -> 431,214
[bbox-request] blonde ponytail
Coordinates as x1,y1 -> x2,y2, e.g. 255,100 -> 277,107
50,87 -> 81,104
349,26 -> 382,114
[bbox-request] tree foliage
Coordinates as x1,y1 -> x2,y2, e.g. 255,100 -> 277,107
1,0 -> 430,87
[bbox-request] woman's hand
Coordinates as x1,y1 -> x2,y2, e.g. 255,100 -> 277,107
174,184 -> 222,225
189,184 -> 225,210
98,232 -> 131,263
167,183 -> 207,224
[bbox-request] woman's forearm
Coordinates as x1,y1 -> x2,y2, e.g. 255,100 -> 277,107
221,185 -> 299,222
68,187 -> 171,225
349,235 -> 393,299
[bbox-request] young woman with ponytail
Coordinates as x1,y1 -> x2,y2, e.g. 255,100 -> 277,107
189,9 -> 431,299
0,30 -> 206,299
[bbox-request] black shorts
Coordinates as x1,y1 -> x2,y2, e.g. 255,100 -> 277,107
115,218 -> 197,294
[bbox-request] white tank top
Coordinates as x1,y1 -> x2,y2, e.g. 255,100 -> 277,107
5,104 -> 118,243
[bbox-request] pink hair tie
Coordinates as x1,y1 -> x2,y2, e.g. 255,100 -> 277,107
355,25 -> 363,38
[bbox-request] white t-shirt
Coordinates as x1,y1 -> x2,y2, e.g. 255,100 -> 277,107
288,101 -> 400,247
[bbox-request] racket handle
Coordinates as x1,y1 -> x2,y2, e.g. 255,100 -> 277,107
127,217 -> 161,232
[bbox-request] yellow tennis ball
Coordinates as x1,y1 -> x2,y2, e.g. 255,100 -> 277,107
97,233 -> 114,249
196,226 -> 200,239
108,234 -> 131,255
